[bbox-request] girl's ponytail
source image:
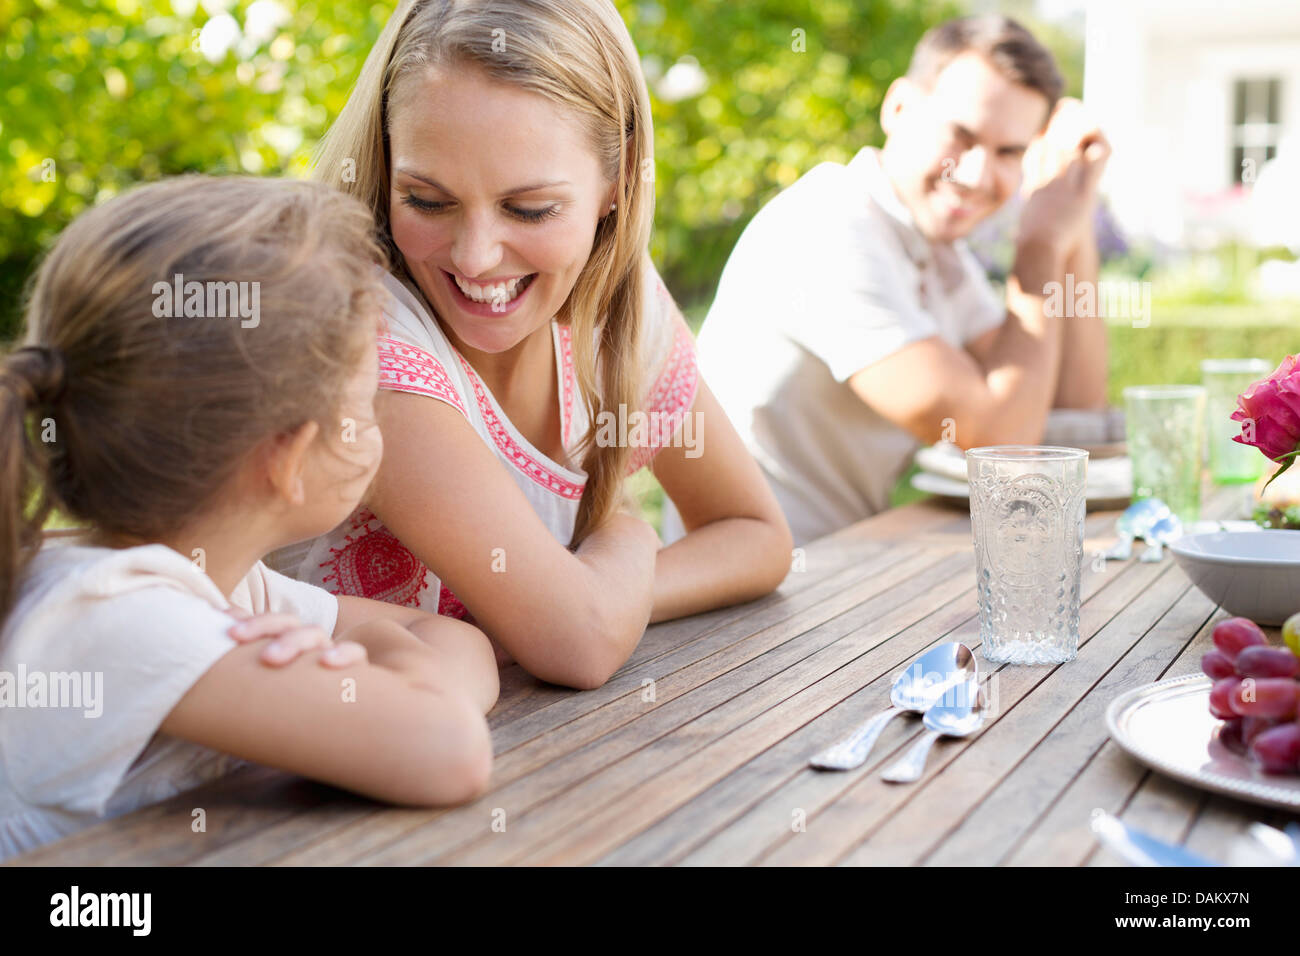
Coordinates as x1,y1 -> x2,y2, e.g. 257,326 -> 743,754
0,346 -> 65,621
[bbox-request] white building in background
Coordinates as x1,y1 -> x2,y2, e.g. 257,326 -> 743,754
1081,0 -> 1300,253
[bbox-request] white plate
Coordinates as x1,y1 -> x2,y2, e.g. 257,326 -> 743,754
909,470 -> 1132,508
1168,531 -> 1300,626
1106,674 -> 1300,811
913,442 -> 1132,499
910,471 -> 976,498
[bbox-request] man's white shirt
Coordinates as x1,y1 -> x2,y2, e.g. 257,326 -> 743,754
687,146 -> 1005,545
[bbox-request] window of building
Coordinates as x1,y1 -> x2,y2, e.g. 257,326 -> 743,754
1231,77 -> 1282,185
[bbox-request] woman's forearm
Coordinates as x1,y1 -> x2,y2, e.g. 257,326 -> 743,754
527,513 -> 658,688
650,515 -> 791,623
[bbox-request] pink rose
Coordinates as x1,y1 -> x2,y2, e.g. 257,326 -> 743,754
1232,354 -> 1300,486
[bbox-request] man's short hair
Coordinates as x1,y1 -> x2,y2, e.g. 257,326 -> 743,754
906,15 -> 1064,114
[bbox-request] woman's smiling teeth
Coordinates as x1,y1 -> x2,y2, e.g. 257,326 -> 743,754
452,272 -> 536,304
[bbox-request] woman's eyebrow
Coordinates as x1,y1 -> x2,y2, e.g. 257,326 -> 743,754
394,167 -> 571,196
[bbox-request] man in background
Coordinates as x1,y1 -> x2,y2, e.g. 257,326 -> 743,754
687,15 -> 1110,544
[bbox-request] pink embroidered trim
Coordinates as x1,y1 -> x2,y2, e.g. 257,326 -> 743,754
452,351 -> 586,501
557,324 -> 575,449
626,317 -> 700,474
318,508 -> 431,608
377,336 -> 467,418
318,508 -> 471,621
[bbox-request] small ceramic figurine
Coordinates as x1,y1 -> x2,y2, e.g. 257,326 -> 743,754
1104,498 -> 1183,563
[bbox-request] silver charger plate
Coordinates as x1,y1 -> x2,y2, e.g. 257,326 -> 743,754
1106,674 -> 1300,810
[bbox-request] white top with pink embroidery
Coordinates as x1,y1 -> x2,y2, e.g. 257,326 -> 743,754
266,258 -> 699,619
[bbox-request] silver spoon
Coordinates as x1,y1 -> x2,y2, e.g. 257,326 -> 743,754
810,642 -> 975,771
1137,514 -> 1182,563
1105,499 -> 1169,560
881,678 -> 983,783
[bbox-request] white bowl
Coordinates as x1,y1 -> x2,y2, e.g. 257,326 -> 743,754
1168,531 -> 1300,626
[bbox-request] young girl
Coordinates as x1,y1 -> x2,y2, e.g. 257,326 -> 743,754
0,176 -> 498,861
269,0 -> 794,690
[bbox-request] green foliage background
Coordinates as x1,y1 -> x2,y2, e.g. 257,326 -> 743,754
1,0 -> 385,336
1,0 -> 964,339
1,0 -> 1291,387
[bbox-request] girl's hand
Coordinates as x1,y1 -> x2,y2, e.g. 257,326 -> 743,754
226,609 -> 368,668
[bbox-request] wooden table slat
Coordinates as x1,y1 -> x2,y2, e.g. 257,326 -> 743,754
761,560 -> 1191,866
673,530 -> 1180,866
248,541 -> 969,866
359,550 -> 979,865
926,583 -> 1219,865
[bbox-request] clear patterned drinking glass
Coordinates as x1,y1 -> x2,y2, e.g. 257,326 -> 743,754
1123,385 -> 1207,524
1201,359 -> 1270,485
967,446 -> 1088,665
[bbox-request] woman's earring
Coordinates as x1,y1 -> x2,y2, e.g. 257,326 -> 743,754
608,202 -> 617,212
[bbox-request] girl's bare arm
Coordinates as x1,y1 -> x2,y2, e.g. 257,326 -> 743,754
160,619 -> 492,806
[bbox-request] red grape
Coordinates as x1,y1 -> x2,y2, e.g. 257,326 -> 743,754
1235,646 -> 1300,679
1207,622 -> 1300,775
1202,650 -> 1236,679
1250,722 -> 1300,774
1229,677 -> 1300,718
1218,717 -> 1246,755
1212,617 -> 1268,661
1242,716 -> 1283,745
1210,677 -> 1243,719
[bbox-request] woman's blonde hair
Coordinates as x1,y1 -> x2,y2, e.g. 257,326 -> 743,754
313,0 -> 655,548
0,176 -> 387,622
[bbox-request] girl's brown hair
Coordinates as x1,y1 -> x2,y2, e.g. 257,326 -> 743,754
0,175 -> 386,622
313,0 -> 655,548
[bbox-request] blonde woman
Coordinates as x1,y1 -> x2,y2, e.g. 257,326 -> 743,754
272,0 -> 791,690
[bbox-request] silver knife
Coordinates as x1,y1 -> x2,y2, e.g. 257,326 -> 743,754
1089,810 -> 1219,867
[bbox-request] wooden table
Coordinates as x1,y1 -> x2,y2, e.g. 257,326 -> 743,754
13,483 -> 1298,866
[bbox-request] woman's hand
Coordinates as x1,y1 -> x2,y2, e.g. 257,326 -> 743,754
227,608 -> 368,668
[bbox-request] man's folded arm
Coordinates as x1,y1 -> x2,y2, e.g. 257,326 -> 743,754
848,244 -> 1068,450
